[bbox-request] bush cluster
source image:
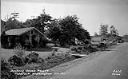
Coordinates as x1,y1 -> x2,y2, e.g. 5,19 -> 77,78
70,45 -> 98,54
8,44 -> 45,67
8,44 -> 98,69
13,44 -> 25,57
8,51 -> 44,67
97,43 -> 107,51
1,58 -> 17,79
6,47 -> 80,79
8,55 -> 25,67
8,44 -> 26,67
24,51 -> 44,64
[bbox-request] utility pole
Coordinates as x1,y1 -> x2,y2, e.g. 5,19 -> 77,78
11,12 -> 19,20
42,9 -> 46,14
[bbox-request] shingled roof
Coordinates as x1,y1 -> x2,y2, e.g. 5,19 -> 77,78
5,27 -> 51,41
5,27 -> 35,35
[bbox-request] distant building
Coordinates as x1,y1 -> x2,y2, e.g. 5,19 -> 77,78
91,36 -> 102,45
91,35 -> 107,45
1,27 -> 51,49
123,35 -> 128,42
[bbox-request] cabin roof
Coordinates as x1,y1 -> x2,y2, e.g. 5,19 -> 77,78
5,27 -> 35,35
5,27 -> 51,41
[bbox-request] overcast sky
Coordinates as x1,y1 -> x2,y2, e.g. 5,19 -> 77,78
1,0 -> 128,36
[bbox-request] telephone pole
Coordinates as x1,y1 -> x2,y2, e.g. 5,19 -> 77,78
11,12 -> 19,20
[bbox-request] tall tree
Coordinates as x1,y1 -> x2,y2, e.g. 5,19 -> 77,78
99,24 -> 108,36
110,25 -> 118,36
47,15 -> 90,46
59,15 -> 90,45
46,19 -> 61,42
24,10 -> 52,33
4,17 -> 24,31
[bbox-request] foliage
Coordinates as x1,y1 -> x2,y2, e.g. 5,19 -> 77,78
25,51 -> 44,64
8,55 -> 25,67
75,27 -> 90,43
99,24 -> 120,45
70,45 -> 98,54
3,12 -> 91,48
110,25 -> 119,36
13,44 -> 25,58
8,44 -> 26,66
8,51 -> 44,67
97,43 -> 107,51
24,12 -> 52,33
46,20 -> 61,42
99,24 -> 108,36
47,15 -> 90,46
4,17 -> 24,31
1,58 -> 17,79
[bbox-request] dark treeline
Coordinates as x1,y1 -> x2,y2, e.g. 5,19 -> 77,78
1,11 -> 90,48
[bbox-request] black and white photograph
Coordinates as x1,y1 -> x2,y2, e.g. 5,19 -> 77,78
1,0 -> 128,79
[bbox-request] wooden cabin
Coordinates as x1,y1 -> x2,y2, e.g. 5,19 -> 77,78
1,27 -> 51,49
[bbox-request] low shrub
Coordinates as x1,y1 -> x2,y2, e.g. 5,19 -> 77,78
8,44 -> 26,67
24,51 -> 44,64
97,43 -> 107,51
87,45 -> 98,52
8,55 -> 25,67
8,50 -> 44,67
13,44 -> 25,58
70,45 -> 98,54
1,58 -> 17,79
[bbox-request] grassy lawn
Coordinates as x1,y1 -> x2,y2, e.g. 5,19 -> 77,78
0,48 -> 53,60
